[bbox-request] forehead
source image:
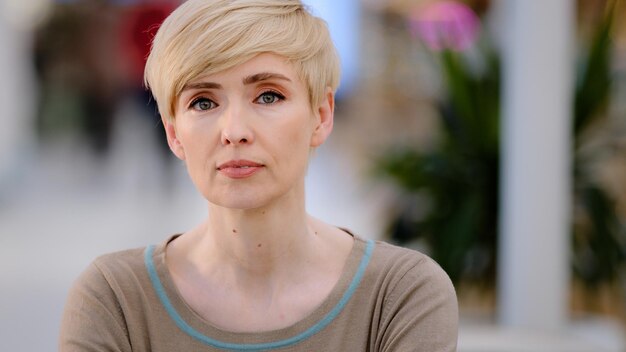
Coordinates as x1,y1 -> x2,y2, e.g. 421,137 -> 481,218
186,53 -> 303,87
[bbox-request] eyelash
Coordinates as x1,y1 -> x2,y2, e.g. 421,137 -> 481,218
255,90 -> 285,105
187,89 -> 286,112
189,97 -> 217,111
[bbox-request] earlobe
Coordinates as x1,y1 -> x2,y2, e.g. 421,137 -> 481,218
310,88 -> 335,147
163,117 -> 186,160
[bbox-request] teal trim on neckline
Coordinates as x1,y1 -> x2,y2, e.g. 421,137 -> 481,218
144,239 -> 375,351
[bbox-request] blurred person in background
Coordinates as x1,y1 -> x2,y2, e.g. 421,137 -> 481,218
33,0 -> 123,156
118,0 -> 179,163
59,0 -> 458,351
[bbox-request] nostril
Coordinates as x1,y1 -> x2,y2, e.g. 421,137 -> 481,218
221,130 -> 251,145
222,137 -> 248,145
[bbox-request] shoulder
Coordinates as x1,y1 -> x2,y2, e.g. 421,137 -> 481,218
363,239 -> 459,351
66,247 -> 148,305
91,247 -> 147,280
60,247 -> 148,351
64,245 -> 155,310
74,246 -> 143,282
364,239 -> 457,321
367,239 -> 455,294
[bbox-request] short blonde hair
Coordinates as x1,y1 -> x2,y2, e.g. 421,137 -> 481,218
144,0 -> 341,122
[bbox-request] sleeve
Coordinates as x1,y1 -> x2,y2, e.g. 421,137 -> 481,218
378,257 -> 459,352
58,261 -> 133,352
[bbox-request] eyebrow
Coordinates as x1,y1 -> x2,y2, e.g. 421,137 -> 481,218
181,72 -> 291,93
242,72 -> 292,85
181,82 -> 222,92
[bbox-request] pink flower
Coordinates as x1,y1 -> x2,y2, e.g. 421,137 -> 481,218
409,1 -> 480,52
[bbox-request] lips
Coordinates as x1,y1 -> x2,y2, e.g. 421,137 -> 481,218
217,160 -> 264,178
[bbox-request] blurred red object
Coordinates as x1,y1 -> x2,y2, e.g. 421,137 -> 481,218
119,1 -> 178,85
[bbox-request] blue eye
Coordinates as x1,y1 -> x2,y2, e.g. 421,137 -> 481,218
190,97 -> 217,111
255,91 -> 284,104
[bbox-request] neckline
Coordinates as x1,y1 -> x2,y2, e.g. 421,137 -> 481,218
144,234 -> 375,350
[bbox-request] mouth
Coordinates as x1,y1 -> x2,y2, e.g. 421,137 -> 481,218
217,160 -> 264,178
217,160 -> 264,170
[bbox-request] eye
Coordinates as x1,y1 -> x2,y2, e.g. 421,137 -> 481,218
190,97 -> 217,111
255,91 -> 285,105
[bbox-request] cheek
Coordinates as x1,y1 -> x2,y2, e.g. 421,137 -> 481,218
273,113 -> 311,145
177,124 -> 216,180
177,118 -> 219,155
280,109 -> 316,147
276,119 -> 315,169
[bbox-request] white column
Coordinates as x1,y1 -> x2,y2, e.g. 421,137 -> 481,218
498,0 -> 574,330
0,3 -> 41,187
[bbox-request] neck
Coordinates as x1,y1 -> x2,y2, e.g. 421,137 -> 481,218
192,186 -> 318,283
165,185 -> 355,316
208,205 -> 312,267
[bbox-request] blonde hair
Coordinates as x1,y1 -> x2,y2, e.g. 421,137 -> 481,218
144,0 -> 341,122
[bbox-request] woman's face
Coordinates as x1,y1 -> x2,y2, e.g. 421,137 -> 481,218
165,53 -> 334,210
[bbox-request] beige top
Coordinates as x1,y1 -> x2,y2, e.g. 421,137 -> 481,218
59,235 -> 458,351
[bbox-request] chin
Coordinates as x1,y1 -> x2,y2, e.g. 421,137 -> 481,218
199,180 -> 302,212
205,192 -> 273,211
214,200 -> 265,211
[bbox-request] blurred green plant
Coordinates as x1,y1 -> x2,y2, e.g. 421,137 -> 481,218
376,1 -> 625,288
572,1 -> 625,288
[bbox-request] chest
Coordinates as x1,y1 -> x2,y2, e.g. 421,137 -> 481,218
131,291 -> 380,352
173,273 -> 341,333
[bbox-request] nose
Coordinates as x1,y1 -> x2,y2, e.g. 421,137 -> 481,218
220,103 -> 254,146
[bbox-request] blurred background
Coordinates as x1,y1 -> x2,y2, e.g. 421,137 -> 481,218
0,0 -> 625,350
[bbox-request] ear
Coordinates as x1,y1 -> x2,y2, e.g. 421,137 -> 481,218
310,88 -> 335,147
162,116 -> 186,160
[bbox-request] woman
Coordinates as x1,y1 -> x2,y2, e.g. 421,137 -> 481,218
59,1 -> 458,351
